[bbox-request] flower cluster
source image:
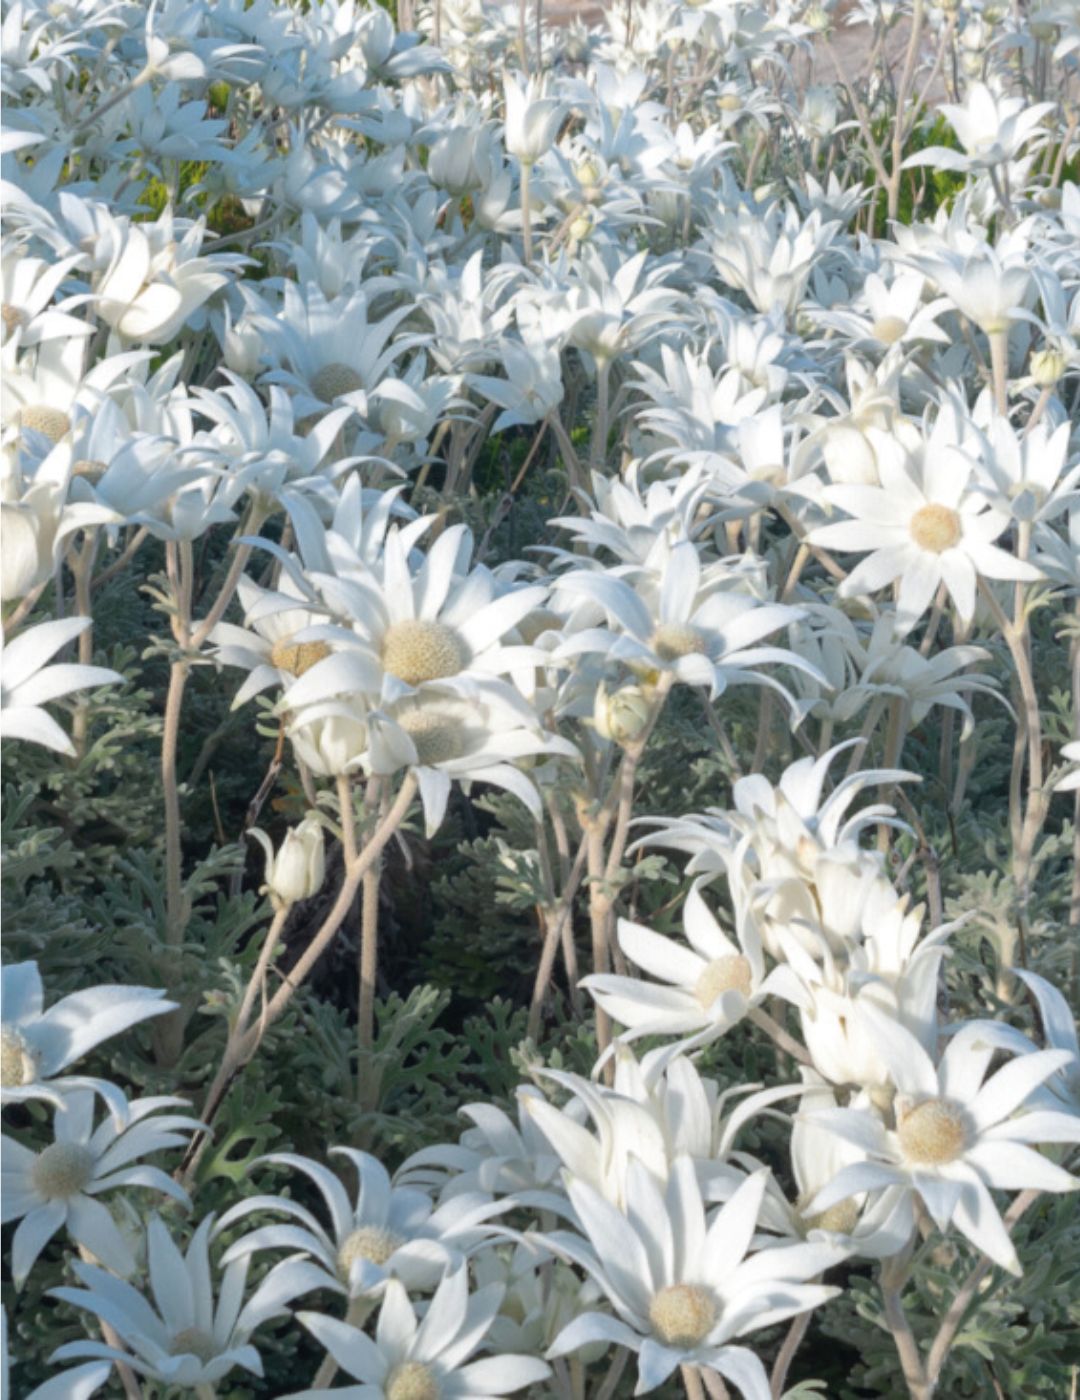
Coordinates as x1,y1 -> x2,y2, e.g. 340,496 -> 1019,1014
2,0 -> 1078,1394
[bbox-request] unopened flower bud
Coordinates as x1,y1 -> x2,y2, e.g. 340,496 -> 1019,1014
1030,347 -> 1066,387
593,682 -> 651,745
251,816 -> 326,910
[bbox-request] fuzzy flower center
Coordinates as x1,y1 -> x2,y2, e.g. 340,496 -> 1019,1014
909,504 -> 961,554
694,955 -> 753,1008
311,362 -> 365,402
1,304 -> 26,336
651,623 -> 709,662
648,1284 -> 718,1347
387,1362 -> 441,1400
397,708 -> 466,766
806,1198 -> 860,1234
1,1028 -> 39,1087
871,315 -> 908,345
31,1142 -> 95,1199
20,405 -> 71,443
269,634 -> 331,677
337,1225 -> 403,1279
170,1327 -> 219,1364
897,1098 -> 967,1166
382,620 -> 466,686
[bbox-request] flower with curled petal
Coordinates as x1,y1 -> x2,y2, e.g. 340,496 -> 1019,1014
803,1008 -> 1080,1274
287,1266 -> 550,1400
1,1090 -> 199,1284
1,961 -> 175,1123
0,617 -> 122,755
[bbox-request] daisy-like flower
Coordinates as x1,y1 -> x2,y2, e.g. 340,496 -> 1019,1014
288,524 -> 550,707
358,682 -> 578,836
804,1007 -> 1080,1274
1,1090 -> 199,1284
287,1266 -> 551,1400
1,961 -> 175,1121
582,882 -> 800,1050
1013,970 -> 1080,1115
808,417 -> 1042,634
258,282 -> 416,419
903,83 -> 1054,173
0,250 -> 92,349
216,1148 -> 510,1301
50,1214 -> 300,1387
554,540 -> 813,704
786,1069 -> 913,1259
540,1158 -> 843,1397
0,617 -> 123,755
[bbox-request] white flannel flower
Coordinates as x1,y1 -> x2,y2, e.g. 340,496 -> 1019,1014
0,618 -> 122,755
554,541 -> 814,705
1,1090 -> 199,1284
216,1149 -> 509,1301
809,420 -> 1042,633
1,961 -> 175,1122
503,73 -> 565,165
804,1008 -> 1080,1274
903,84 -> 1053,172
541,1159 -> 843,1397
249,814 -> 326,911
289,1267 -> 551,1400
582,883 -> 800,1050
50,1214 -> 300,1386
1054,739 -> 1080,793
1,1307 -> 110,1400
1014,970 -> 1080,1114
0,250 -> 92,348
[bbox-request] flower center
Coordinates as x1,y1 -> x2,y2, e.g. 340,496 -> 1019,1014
19,405 -> 71,444
310,362 -> 365,402
897,1098 -> 967,1166
397,708 -> 466,766
649,1284 -> 718,1347
1,304 -> 26,337
909,504 -> 961,554
72,458 -> 108,480
651,623 -> 708,662
871,315 -> 908,345
382,619 -> 466,686
386,1362 -> 441,1400
337,1226 -> 403,1279
1,1027 -> 39,1087
694,955 -> 753,1008
270,634 -> 331,677
805,1198 -> 860,1234
170,1327 -> 218,1364
31,1142 -> 95,1199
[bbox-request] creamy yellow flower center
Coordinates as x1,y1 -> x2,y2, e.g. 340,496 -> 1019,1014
694,955 -> 753,1008
871,315 -> 908,345
31,1142 -> 95,1199
311,362 -> 365,402
382,619 -> 466,686
19,405 -> 71,443
649,1284 -> 718,1347
1,1028 -> 38,1087
1,304 -> 26,336
651,623 -> 709,662
269,635 -> 331,677
717,92 -> 742,111
170,1327 -> 218,1363
397,708 -> 466,766
897,1098 -> 967,1165
386,1362 -> 440,1400
72,458 -> 108,480
909,504 -> 961,554
337,1225 -> 403,1279
805,1198 -> 860,1234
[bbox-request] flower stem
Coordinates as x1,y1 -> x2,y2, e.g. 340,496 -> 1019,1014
520,160 -> 534,265
988,330 -> 1010,416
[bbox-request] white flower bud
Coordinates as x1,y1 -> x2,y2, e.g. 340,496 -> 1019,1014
251,816 -> 326,911
593,682 -> 651,745
1030,346 -> 1066,387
